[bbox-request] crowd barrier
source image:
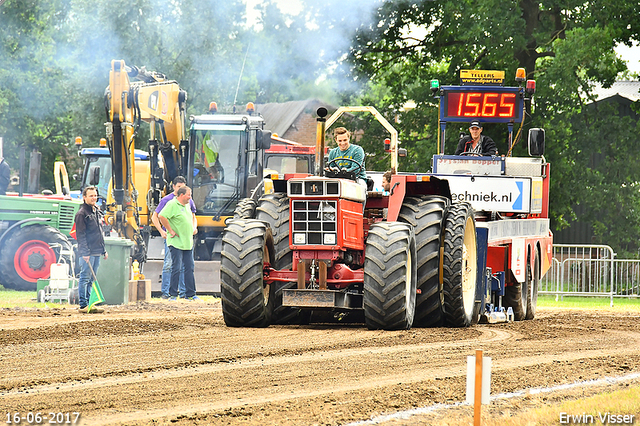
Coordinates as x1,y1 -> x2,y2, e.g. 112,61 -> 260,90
540,244 -> 640,305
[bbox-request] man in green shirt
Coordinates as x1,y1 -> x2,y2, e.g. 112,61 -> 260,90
158,186 -> 198,300
327,127 -> 367,187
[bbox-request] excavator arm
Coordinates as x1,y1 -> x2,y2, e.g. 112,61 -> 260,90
103,59 -> 188,263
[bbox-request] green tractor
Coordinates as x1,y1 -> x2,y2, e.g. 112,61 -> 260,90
0,194 -> 81,291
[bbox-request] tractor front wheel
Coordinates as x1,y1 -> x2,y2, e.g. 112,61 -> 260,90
364,222 -> 417,330
0,225 -> 72,291
233,198 -> 257,219
220,219 -> 275,327
256,193 -> 300,324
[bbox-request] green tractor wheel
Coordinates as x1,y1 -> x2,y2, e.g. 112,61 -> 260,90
0,225 -> 72,291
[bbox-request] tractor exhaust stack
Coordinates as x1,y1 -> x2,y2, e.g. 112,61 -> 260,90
315,107 -> 328,176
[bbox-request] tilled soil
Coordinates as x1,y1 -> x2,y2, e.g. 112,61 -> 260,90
0,301 -> 639,425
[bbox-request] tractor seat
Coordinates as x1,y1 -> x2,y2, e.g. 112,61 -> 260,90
366,177 -> 374,191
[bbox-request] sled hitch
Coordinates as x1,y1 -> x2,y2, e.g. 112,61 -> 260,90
282,289 -> 363,309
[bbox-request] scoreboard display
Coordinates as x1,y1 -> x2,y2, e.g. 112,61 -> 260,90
440,86 -> 523,123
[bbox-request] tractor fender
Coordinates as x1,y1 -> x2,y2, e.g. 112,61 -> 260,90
387,175 -> 452,221
0,218 -> 51,248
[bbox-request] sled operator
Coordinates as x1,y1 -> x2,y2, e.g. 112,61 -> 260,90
455,120 -> 498,156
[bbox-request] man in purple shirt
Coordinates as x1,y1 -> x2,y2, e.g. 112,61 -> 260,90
151,176 -> 197,299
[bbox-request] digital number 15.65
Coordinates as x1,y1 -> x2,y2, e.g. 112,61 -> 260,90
448,92 -> 516,118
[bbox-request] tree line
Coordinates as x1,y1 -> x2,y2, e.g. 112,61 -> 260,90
1,0 -> 639,255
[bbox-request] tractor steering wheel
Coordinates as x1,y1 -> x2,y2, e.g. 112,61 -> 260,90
325,157 -> 364,176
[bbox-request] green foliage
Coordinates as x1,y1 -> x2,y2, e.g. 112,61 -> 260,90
0,0 -> 359,192
565,104 -> 640,257
0,0 -> 80,191
1,0 -> 639,256
348,0 -> 640,255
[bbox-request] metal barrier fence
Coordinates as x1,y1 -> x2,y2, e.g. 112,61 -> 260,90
540,244 -> 640,305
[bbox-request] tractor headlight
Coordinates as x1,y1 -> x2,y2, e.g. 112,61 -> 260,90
323,233 -> 336,245
293,233 -> 306,245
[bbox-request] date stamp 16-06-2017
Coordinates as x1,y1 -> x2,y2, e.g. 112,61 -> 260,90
6,412 -> 81,425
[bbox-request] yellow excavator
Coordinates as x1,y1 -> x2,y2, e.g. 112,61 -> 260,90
103,60 -> 275,269
103,59 -> 188,263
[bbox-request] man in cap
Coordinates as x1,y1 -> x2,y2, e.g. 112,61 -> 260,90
455,120 -> 497,156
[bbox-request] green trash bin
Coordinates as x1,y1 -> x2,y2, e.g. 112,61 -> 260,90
95,237 -> 135,305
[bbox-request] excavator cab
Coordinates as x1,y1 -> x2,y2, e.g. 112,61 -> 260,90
188,121 -> 271,216
185,110 -> 272,261
190,128 -> 240,214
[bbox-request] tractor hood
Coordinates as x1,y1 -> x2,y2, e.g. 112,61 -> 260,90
287,177 -> 366,203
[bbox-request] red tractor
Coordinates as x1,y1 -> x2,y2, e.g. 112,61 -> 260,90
220,69 -> 552,329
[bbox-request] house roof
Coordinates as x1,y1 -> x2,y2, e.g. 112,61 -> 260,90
256,99 -> 340,137
591,81 -> 640,102
255,100 -> 316,137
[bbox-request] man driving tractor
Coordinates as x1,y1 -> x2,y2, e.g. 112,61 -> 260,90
327,127 -> 367,187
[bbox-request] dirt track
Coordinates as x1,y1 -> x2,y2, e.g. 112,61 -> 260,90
1,301 -> 639,425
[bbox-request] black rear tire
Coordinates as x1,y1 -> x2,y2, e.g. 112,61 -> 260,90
364,222 -> 417,330
256,193 -> 299,324
399,195 -> 449,327
525,248 -> 540,320
504,252 -> 529,321
442,203 -> 480,327
233,198 -> 257,219
256,193 -> 291,269
220,219 -> 275,327
0,225 -> 72,291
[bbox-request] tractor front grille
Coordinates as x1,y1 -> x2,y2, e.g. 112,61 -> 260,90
291,200 -> 337,246
58,205 -> 77,234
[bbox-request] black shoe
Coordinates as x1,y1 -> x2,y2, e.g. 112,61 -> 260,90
161,294 -> 170,300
